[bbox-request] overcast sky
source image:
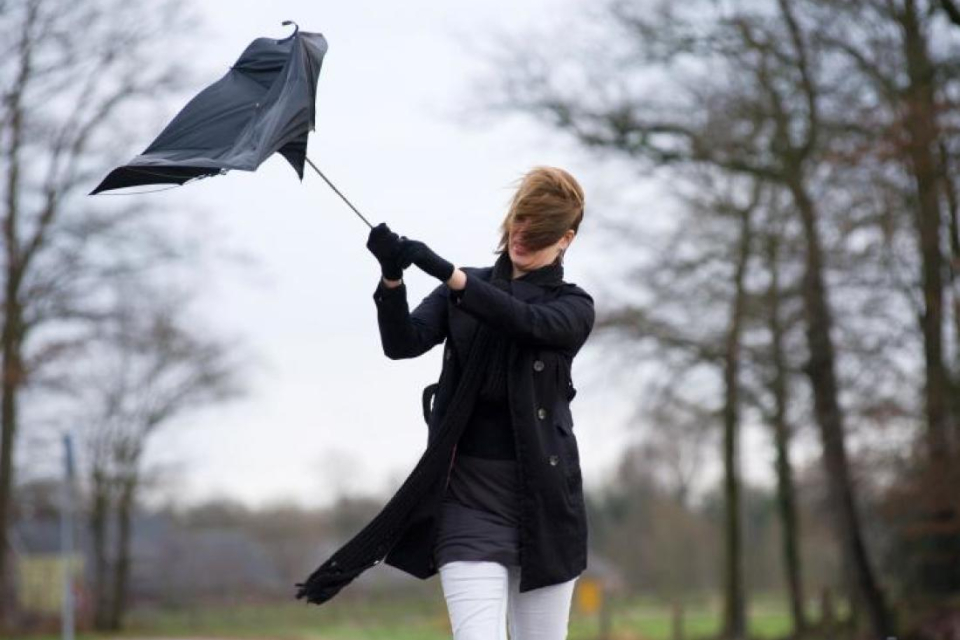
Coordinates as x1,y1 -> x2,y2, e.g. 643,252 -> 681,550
84,0 -> 779,511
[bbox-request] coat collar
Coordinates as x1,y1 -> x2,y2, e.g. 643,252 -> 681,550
481,251 -> 564,303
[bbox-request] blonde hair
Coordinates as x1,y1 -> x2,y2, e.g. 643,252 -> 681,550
496,166 -> 585,256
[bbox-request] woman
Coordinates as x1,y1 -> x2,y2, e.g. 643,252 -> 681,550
365,166 -> 595,640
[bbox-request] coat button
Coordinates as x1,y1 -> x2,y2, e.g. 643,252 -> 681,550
445,350 -> 451,361
537,408 -> 547,420
549,455 -> 559,466
533,359 -> 544,372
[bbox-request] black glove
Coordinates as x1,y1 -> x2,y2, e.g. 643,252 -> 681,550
397,238 -> 455,282
366,222 -> 404,280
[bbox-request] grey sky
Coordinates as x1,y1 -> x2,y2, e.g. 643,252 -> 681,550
125,0 -> 775,511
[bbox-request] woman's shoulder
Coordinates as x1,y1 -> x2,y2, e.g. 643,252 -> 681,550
559,280 -> 593,302
459,265 -> 592,303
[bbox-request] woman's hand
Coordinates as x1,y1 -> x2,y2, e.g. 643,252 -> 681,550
397,238 -> 455,283
366,222 -> 404,281
447,268 -> 467,291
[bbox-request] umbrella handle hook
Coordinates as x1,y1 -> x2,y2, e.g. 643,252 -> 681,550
280,20 -> 299,40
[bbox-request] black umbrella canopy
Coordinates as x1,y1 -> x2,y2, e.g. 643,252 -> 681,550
90,23 -> 328,194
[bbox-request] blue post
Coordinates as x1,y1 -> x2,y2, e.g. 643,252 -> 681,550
60,432 -> 76,640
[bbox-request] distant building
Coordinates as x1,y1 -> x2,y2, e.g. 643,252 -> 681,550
10,512 -> 286,614
9,519 -> 85,615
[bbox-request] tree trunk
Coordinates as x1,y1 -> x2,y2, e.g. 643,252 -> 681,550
789,178 -> 893,638
937,140 -> 960,449
90,469 -> 112,631
897,0 -> 960,594
721,208 -> 752,640
108,473 -> 136,630
0,292 -> 22,629
901,0 -> 953,465
764,231 -> 807,634
0,5 -> 31,621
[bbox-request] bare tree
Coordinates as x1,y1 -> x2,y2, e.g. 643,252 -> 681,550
758,204 -> 808,633
809,0 -> 960,594
639,393 -> 716,509
0,0 -> 200,623
718,188 -> 756,640
68,280 -> 242,630
587,165 -> 764,638
472,0 -> 895,635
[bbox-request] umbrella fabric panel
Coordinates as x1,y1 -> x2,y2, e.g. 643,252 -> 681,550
91,166 -> 219,193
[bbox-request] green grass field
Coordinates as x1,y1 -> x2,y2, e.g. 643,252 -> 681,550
28,591 -> 832,640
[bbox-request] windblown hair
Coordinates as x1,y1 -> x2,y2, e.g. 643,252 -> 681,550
496,166 -> 585,255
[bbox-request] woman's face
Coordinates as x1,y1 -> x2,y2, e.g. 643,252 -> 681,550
508,219 -> 575,274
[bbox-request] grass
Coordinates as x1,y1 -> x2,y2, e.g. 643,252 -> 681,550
25,590 -> 822,640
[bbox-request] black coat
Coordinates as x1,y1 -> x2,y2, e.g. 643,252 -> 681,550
294,259 -> 594,604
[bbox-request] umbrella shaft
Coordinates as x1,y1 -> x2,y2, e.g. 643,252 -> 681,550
306,158 -> 374,229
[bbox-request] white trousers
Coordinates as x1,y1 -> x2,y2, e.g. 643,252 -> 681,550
438,560 -> 578,640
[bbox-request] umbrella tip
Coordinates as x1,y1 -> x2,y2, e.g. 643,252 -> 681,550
281,20 -> 299,38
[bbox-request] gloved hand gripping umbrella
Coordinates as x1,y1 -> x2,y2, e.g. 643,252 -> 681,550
91,21 -> 372,229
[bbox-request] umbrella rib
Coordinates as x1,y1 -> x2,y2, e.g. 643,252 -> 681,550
305,157 -> 374,229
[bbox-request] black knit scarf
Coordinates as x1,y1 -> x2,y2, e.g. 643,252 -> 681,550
475,251 -> 513,402
476,250 -> 564,402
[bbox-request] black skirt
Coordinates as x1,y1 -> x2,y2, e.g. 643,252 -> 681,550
433,450 -> 522,569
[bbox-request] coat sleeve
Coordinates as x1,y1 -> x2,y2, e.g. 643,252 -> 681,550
449,274 -> 595,352
372,278 -> 449,359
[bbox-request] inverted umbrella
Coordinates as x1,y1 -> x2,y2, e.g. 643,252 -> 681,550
90,22 -> 371,228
